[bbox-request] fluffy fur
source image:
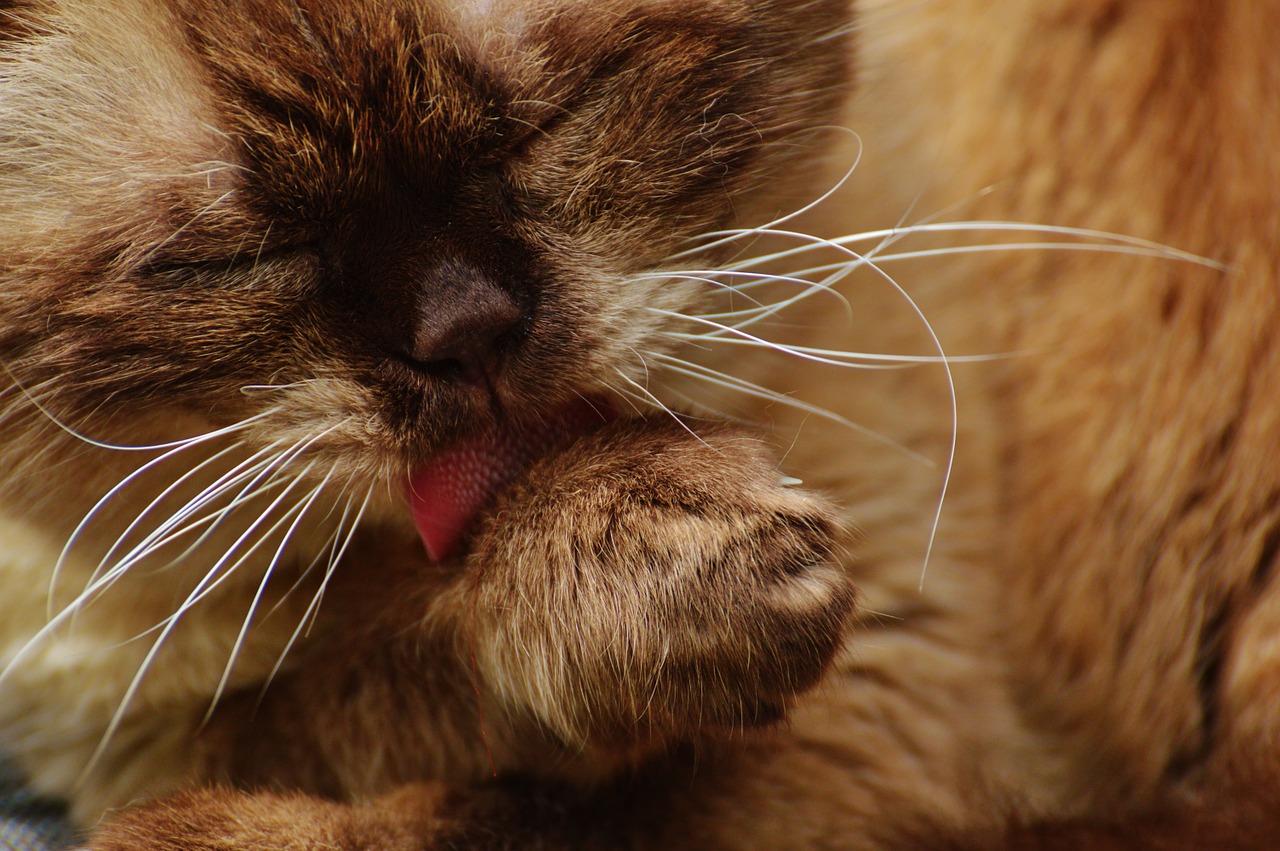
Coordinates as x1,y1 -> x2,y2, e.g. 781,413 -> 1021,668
1,0 -> 1277,848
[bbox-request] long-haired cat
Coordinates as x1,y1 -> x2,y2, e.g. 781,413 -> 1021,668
2,0 -> 1278,848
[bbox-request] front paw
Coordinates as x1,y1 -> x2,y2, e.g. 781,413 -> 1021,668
466,419 -> 857,748
84,785 -> 444,851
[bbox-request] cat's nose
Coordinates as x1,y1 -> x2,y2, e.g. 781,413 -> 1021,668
406,270 -> 525,384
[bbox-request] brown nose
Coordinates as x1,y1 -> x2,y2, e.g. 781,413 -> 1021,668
407,265 -> 524,383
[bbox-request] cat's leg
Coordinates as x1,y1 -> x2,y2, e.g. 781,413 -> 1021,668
83,731 -> 976,851
136,418 -> 856,813
85,784 -> 447,851
85,656 -> 1030,851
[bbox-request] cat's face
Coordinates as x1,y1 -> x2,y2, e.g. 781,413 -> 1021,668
0,0 -> 850,488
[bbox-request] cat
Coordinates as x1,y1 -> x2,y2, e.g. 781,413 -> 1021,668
2,0 -> 1278,848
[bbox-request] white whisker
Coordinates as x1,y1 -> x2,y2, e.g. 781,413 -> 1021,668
57,441 -> 258,608
630,270 -> 770,303
259,485 -> 372,699
665,336 -> 1007,364
71,423 -> 339,635
652,310 -> 1003,368
613,367 -> 708,446
80,454 -> 333,783
120,460 -> 324,649
258,478 -> 360,624
635,267 -> 855,321
717,220 -> 1223,272
1,367 -> 279,453
719,228 -> 958,582
649,352 -> 933,467
48,436 -> 253,619
869,241 -> 1217,265
303,485 -> 372,638
670,229 -> 864,335
151,422 -> 344,576
80,440 -> 293,600
668,127 -> 864,262
204,467 -> 334,723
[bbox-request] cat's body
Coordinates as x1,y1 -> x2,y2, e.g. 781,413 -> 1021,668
1,0 -> 1277,848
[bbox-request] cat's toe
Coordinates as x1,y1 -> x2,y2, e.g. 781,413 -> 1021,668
639,506 -> 857,734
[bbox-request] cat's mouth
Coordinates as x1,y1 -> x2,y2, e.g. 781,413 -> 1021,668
405,397 -> 617,561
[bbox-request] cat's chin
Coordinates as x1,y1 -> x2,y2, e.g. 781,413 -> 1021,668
406,397 -> 618,561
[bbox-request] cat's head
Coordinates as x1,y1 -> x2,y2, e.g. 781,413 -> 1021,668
0,0 -> 852,495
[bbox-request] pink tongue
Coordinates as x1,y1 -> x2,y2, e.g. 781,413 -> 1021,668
406,400 -> 613,561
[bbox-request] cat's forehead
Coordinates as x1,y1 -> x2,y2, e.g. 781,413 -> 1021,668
163,0 -> 768,226
143,1 -> 505,237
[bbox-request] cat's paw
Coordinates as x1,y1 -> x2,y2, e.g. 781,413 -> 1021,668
83,785 -> 444,851
465,419 -> 857,750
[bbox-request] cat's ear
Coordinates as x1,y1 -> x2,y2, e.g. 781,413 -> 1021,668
505,0 -> 854,257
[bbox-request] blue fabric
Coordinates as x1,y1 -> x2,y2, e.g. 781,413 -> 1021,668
0,762 -> 75,851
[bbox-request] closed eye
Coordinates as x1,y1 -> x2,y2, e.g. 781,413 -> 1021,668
135,242 -> 317,281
